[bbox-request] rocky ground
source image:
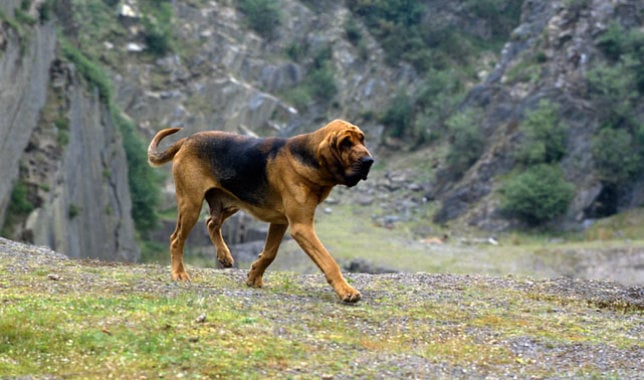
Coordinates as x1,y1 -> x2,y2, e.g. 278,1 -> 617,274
1,237 -> 642,378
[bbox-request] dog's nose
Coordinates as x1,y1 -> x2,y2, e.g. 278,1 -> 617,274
360,156 -> 374,168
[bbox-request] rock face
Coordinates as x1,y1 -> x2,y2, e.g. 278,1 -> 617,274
431,0 -> 643,230
0,1 -> 57,224
0,3 -> 139,261
22,62 -> 139,261
1,0 -> 642,263
115,0 -> 413,141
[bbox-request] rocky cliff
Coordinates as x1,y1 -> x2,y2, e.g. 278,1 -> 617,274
431,0 -> 643,230
0,1 -> 139,261
0,0 -> 642,262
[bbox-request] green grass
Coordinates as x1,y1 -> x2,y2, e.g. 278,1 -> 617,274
0,246 -> 641,378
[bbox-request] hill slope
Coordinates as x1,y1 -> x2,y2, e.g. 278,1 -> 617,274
1,238 -> 641,378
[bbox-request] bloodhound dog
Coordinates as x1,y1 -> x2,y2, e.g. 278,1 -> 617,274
148,119 -> 374,302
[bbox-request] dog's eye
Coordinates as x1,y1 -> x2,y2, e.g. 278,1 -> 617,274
340,137 -> 353,149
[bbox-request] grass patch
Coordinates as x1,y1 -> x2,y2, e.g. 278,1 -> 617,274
0,241 -> 641,378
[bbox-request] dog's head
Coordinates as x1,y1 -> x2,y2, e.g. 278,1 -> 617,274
317,119 -> 374,187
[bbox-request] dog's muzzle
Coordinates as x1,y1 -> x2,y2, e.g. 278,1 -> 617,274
358,156 -> 374,180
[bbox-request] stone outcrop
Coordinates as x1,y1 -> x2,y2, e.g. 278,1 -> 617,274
0,4 -> 139,261
0,1 -> 57,223
431,0 -> 643,230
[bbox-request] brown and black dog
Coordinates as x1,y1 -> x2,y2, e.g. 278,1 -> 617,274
148,119 -> 373,302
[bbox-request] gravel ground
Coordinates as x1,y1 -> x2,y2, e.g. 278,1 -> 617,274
1,237 -> 642,379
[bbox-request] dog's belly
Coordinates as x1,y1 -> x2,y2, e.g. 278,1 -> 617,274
242,204 -> 288,224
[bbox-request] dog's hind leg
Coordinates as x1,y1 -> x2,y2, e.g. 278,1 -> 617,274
247,223 -> 288,288
170,196 -> 202,281
205,189 -> 237,268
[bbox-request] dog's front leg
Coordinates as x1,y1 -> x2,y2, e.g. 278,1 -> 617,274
289,222 -> 361,303
247,223 -> 288,288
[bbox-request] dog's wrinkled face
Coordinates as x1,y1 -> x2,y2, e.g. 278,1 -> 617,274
319,120 -> 374,187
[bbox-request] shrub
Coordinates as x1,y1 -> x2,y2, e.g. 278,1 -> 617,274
501,164 -> 575,226
445,108 -> 485,175
141,0 -> 174,56
344,19 -> 362,45
306,63 -> 337,100
236,0 -> 281,40
60,39 -> 112,101
382,92 -> 413,138
596,22 -> 627,61
516,99 -> 567,165
592,127 -> 641,185
8,182 -> 34,216
112,110 -> 162,237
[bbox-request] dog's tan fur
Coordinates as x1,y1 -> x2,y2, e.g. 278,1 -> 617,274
148,119 -> 373,302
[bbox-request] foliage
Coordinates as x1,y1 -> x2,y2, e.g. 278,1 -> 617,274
346,1 -> 523,146
60,39 -> 113,101
413,69 -> 466,142
141,0 -> 174,56
344,18 -> 362,45
562,0 -> 589,13
445,108 -> 485,176
236,0 -> 281,40
381,92 -> 413,138
111,110 -> 163,237
306,63 -> 337,100
282,44 -> 337,108
7,182 -> 35,216
346,0 -> 427,71
588,23 -> 644,185
591,127 -> 641,185
347,0 -> 522,73
516,99 -> 567,165
501,164 -> 575,226
464,0 -> 524,39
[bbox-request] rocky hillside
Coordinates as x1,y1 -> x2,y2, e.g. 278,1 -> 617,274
0,0 -> 139,261
431,0 -> 644,231
0,0 -> 642,262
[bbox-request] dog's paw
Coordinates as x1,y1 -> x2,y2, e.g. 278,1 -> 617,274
339,287 -> 361,303
172,271 -> 191,282
217,254 -> 234,268
246,272 -> 264,288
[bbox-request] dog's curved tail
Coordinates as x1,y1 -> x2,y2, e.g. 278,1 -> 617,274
148,128 -> 184,167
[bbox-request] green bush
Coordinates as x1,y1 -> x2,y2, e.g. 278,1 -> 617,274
344,19 -> 362,45
8,182 -> 34,216
594,22 -> 643,93
465,0 -> 523,38
141,0 -> 174,56
306,64 -> 337,100
346,0 -> 426,71
112,110 -> 162,237
517,99 -> 567,165
445,108 -> 485,175
236,0 -> 281,40
592,127 -> 641,185
596,22 -> 627,61
382,92 -> 413,138
60,39 -> 112,101
501,164 -> 575,226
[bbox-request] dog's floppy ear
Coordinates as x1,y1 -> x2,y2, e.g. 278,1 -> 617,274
316,131 -> 346,183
